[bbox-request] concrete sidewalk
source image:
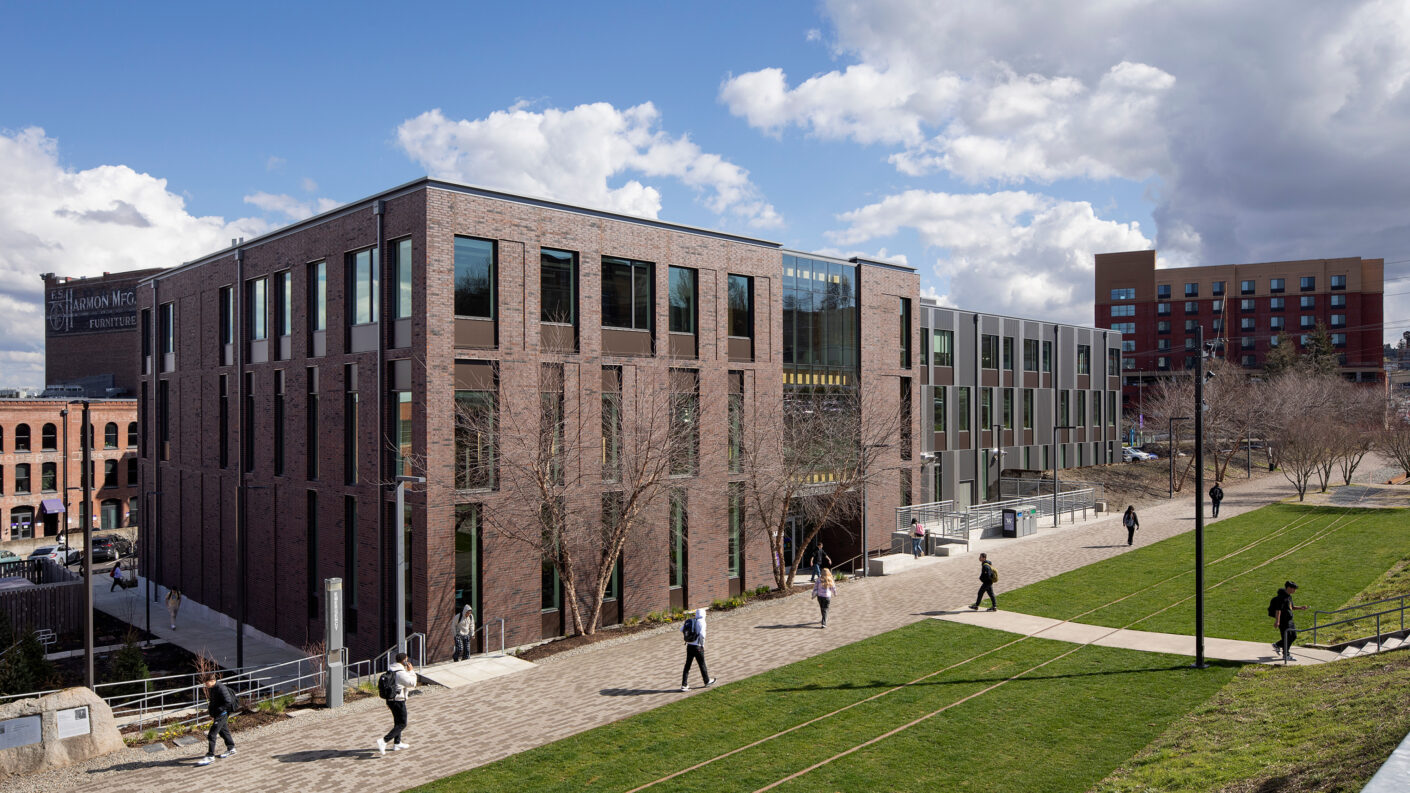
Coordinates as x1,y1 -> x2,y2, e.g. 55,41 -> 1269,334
934,609 -> 1343,666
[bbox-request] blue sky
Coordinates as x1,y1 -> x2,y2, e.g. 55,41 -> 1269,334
3,1 -> 1408,386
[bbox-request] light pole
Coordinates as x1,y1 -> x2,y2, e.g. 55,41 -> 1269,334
394,475 -> 425,654
1052,424 -> 1076,527
1168,416 -> 1191,499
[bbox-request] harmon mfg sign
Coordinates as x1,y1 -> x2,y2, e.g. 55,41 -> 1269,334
47,283 -> 138,335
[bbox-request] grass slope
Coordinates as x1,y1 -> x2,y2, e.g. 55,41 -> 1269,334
1000,504 -> 1410,642
1092,651 -> 1410,793
409,621 -> 1236,793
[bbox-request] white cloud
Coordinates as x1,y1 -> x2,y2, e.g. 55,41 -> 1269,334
243,191 -> 341,222
0,128 -> 269,387
829,189 -> 1151,325
396,102 -> 782,229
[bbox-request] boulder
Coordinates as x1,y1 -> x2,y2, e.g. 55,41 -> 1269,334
0,687 -> 124,778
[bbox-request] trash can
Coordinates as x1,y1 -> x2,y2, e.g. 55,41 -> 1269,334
1002,508 -> 1019,538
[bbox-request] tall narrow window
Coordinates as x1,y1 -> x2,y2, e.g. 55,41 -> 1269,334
306,367 -> 319,480
602,257 -> 653,330
602,367 -> 622,482
348,248 -> 379,325
957,387 -> 971,432
933,330 -> 953,367
247,278 -> 267,341
243,372 -> 255,472
306,491 -> 319,619
669,266 -> 698,333
396,391 -> 412,477
344,365 -> 359,485
393,238 -> 413,319
540,248 -> 577,324
728,274 -> 753,338
728,371 -> 744,473
454,237 -> 495,319
668,491 -> 687,590
273,370 -> 286,476
932,387 -> 946,434
309,261 -> 327,333
899,298 -> 912,368
344,496 -> 358,633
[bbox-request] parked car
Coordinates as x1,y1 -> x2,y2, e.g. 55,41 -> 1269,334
28,545 -> 80,565
89,535 -> 132,562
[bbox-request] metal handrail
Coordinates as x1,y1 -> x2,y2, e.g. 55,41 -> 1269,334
1311,595 -> 1409,648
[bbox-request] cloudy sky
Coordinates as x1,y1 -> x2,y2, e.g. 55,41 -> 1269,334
3,0 -> 1409,386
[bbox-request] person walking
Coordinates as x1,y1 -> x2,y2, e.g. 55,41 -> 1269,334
1271,581 -> 1308,661
377,653 -> 417,754
166,589 -> 182,630
195,673 -> 237,766
812,569 -> 836,628
969,553 -> 998,611
1209,483 -> 1224,518
679,607 -> 716,692
451,604 -> 475,662
1122,506 -> 1140,546
910,518 -> 926,559
809,542 -> 831,583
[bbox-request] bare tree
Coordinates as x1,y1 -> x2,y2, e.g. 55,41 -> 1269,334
735,382 -> 902,590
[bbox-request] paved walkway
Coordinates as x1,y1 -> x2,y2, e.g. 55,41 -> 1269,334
934,609 -> 1343,665
26,471 -> 1336,792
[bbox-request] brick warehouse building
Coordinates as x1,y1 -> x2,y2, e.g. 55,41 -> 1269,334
0,399 -> 140,541
136,178 -> 922,661
1095,250 -> 1384,412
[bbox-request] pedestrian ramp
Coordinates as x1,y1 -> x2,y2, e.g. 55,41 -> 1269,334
933,610 -> 1343,666
417,654 -> 535,689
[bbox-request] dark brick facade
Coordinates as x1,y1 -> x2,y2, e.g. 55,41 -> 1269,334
138,180 -> 920,662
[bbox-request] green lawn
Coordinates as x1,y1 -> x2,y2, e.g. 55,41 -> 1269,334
409,621 -> 1237,793
999,504 -> 1410,642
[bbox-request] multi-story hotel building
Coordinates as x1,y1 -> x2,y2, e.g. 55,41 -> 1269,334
1095,250 -> 1384,411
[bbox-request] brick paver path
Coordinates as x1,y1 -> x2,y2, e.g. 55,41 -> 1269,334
56,473 -> 1304,793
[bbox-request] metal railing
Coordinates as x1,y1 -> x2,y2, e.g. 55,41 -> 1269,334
1310,595 -> 1410,649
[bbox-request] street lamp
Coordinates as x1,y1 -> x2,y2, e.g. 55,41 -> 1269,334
394,475 -> 425,654
1051,424 -> 1076,527
1168,416 -> 1192,499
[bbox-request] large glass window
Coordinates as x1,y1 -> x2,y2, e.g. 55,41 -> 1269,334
934,330 -> 954,367
668,266 -> 697,333
393,238 -> 413,319
309,261 -> 327,332
602,256 -> 652,330
453,237 -> 494,319
728,274 -> 753,338
541,248 -> 577,324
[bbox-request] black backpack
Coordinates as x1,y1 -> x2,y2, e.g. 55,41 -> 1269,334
681,617 -> 700,643
1267,595 -> 1281,619
377,669 -> 397,700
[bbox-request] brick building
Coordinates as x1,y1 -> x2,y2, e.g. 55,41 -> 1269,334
1095,250 -> 1384,411
136,178 -> 924,661
0,399 -> 140,542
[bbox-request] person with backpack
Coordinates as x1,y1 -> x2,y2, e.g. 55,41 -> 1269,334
812,568 -> 836,628
451,604 -> 475,662
195,673 -> 237,766
910,518 -> 926,559
377,652 -> 417,755
1209,483 -> 1225,518
1122,506 -> 1140,546
969,553 -> 998,611
679,607 -> 716,692
1270,581 -> 1307,661
808,542 -> 831,583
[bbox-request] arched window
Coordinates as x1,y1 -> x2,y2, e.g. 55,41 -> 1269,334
127,422 -> 138,448
14,424 -> 30,452
41,423 -> 57,451
9,507 -> 35,540
104,422 -> 118,449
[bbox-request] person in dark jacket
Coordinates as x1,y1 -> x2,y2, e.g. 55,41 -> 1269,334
809,542 -> 831,583
196,674 -> 237,765
1272,581 -> 1308,661
968,553 -> 997,611
1123,506 -> 1140,546
1209,483 -> 1225,518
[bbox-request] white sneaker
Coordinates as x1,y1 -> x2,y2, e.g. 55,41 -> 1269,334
196,756 -> 214,766
394,742 -> 410,751
377,738 -> 386,755
218,748 -> 236,758
680,685 -> 690,692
